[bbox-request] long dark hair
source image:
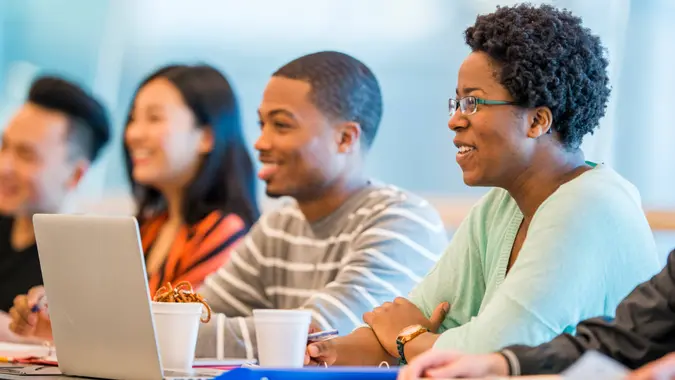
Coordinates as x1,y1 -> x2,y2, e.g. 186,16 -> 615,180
123,64 -> 259,227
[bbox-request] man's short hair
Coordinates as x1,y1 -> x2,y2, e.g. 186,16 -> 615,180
27,76 -> 111,161
273,51 -> 383,149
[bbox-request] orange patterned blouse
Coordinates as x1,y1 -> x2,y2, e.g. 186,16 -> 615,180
140,211 -> 247,295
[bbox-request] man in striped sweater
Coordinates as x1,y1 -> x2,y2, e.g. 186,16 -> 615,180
194,51 -> 448,360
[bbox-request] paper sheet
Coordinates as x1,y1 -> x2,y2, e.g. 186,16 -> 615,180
561,350 -> 629,379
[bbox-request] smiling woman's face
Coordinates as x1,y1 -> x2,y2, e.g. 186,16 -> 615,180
448,51 -> 539,187
125,78 -> 211,190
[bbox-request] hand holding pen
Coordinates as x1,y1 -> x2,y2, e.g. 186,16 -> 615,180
7,285 -> 54,341
305,329 -> 340,366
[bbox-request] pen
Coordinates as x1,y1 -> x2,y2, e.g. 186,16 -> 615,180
30,296 -> 47,313
307,329 -> 339,343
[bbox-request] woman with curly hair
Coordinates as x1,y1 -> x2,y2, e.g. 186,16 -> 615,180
306,3 -> 660,367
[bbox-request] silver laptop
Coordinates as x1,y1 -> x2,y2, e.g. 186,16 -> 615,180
33,214 -> 223,380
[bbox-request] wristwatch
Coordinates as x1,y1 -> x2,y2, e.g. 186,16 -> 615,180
396,324 -> 429,365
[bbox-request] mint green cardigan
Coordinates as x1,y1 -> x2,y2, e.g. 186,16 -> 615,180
410,164 -> 661,353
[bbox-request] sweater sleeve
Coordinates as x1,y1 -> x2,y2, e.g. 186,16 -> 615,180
195,220 -> 270,360
408,194 -> 489,332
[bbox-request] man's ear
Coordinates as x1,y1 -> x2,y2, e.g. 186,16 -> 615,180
335,121 -> 361,153
198,127 -> 215,154
66,160 -> 90,190
527,106 -> 553,138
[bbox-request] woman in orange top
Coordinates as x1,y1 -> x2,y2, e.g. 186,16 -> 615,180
124,64 -> 260,294
6,65 -> 260,342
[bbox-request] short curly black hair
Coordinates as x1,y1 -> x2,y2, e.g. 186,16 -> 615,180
273,51 -> 383,149
465,3 -> 611,149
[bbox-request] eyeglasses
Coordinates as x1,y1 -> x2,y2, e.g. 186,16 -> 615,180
448,96 -> 518,117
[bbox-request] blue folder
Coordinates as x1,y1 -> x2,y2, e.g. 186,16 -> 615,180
216,366 -> 399,380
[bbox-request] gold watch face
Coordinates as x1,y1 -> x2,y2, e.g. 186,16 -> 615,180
400,324 -> 424,337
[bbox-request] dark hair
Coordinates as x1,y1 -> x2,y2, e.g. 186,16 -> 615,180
464,3 -> 611,149
123,64 -> 260,227
28,75 -> 111,161
273,51 -> 383,148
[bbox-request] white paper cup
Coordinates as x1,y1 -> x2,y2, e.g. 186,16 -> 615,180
152,301 -> 203,371
253,309 -> 312,368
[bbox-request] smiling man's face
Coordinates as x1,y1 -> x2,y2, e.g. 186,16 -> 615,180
254,77 -> 346,200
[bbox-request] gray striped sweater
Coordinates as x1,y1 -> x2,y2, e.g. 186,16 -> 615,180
195,182 -> 449,359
